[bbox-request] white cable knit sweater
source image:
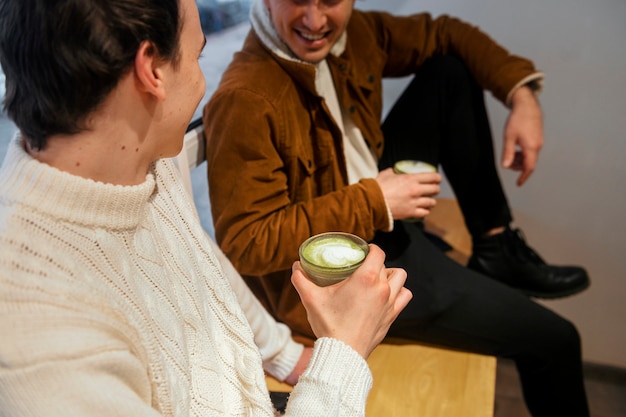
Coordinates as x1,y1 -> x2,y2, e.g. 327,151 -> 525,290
0,135 -> 372,416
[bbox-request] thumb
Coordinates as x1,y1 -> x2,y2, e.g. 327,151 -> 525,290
291,261 -> 318,296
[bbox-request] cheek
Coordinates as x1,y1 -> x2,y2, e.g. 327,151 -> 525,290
198,70 -> 206,92
194,72 -> 206,104
186,65 -> 206,104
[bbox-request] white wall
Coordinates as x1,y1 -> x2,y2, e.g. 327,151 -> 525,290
358,0 -> 626,367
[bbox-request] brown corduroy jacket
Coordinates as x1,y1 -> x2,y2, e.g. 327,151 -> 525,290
204,10 -> 539,342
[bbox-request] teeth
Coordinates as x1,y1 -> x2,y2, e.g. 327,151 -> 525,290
301,32 -> 324,41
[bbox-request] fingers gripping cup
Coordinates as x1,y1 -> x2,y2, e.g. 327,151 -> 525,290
299,232 -> 370,287
393,160 -> 438,222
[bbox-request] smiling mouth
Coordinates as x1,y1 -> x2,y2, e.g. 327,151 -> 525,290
299,31 -> 327,41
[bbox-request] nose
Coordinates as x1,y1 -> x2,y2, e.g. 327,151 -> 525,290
302,4 -> 327,31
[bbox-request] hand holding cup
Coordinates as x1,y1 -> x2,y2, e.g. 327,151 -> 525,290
292,240 -> 412,359
376,160 -> 441,222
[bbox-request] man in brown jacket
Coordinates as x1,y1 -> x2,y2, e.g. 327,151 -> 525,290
204,1 -> 590,415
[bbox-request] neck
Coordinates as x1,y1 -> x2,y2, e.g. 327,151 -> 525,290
26,78 -> 165,186
27,124 -> 153,186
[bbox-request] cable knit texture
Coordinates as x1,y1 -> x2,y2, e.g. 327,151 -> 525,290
0,135 -> 372,416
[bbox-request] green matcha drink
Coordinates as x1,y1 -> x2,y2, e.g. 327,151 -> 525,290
393,160 -> 437,175
299,232 -> 369,287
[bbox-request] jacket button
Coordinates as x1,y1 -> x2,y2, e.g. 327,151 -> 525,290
376,142 -> 382,149
368,75 -> 375,82
348,105 -> 355,113
339,63 -> 347,71
308,160 -> 312,168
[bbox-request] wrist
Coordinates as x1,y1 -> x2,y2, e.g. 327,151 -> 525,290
511,85 -> 536,106
505,72 -> 544,107
284,346 -> 313,386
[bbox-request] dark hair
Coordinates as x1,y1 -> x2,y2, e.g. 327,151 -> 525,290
0,0 -> 181,150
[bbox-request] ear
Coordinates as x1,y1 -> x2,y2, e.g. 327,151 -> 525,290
134,40 -> 166,101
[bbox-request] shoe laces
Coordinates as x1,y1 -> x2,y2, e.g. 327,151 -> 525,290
506,228 -> 547,266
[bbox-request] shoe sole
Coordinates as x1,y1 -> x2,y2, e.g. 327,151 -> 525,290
520,280 -> 591,299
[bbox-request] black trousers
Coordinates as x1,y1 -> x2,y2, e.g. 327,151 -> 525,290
374,55 -> 590,417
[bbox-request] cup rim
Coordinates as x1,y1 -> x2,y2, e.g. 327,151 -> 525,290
299,232 -> 370,273
393,159 -> 437,174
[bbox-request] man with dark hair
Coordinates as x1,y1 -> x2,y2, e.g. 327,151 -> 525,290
204,1 -> 590,415
0,0 -> 411,415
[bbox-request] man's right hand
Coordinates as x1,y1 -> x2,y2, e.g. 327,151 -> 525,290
375,168 -> 442,221
291,244 -> 412,359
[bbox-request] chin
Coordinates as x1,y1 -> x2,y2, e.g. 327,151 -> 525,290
158,139 -> 185,161
170,141 -> 185,159
298,52 -> 329,65
291,42 -> 332,64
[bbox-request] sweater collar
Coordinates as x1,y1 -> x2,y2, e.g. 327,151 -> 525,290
0,134 -> 156,230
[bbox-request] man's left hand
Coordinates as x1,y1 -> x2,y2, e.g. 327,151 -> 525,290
502,86 -> 544,186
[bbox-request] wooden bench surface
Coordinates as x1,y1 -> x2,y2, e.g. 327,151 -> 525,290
363,339 -> 495,417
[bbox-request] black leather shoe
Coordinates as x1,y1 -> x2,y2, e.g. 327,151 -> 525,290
467,227 -> 590,299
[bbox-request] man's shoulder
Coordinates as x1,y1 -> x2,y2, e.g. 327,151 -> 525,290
220,52 -> 287,90
211,29 -> 323,107
213,38 -> 300,105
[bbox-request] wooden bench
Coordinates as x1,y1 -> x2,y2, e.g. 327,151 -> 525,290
177,121 -> 496,416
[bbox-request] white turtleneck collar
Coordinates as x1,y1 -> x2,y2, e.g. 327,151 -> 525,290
0,134 -> 156,230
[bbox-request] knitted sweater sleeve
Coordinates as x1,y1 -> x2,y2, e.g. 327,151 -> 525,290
284,338 -> 373,417
207,240 -> 374,417
206,238 -> 304,381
